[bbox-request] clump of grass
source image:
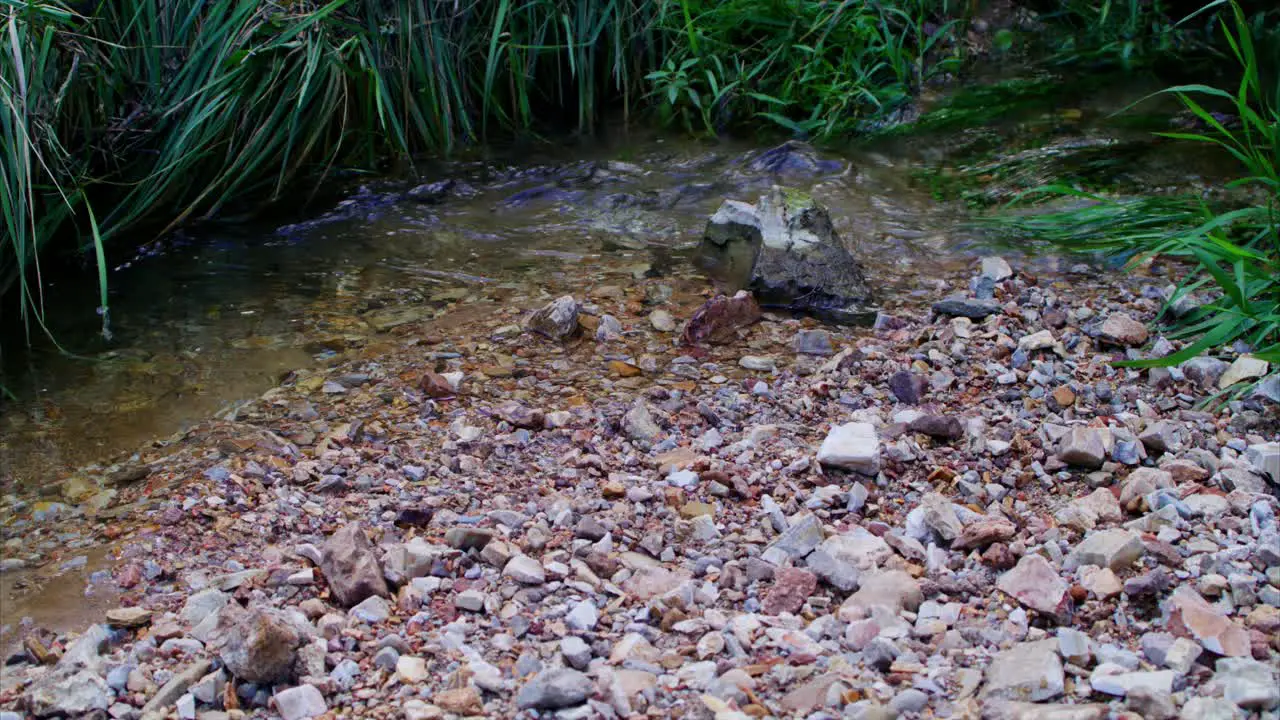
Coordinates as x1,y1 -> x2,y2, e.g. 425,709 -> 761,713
988,0 -> 1278,395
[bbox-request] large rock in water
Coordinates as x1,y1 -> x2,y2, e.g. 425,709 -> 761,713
320,523 -> 389,607
699,186 -> 875,324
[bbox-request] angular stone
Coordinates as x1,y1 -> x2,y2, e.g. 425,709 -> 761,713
981,256 -> 1013,282
817,422 -> 880,475
105,607 -> 152,628
319,523 -> 388,607
435,687 -> 485,715
765,513 -> 825,559
921,493 -> 963,541
1164,586 -> 1250,657
680,290 -> 762,345
1245,442 -> 1279,484
700,188 -> 875,324
953,516 -> 1016,550
503,555 -> 546,585
933,296 -> 1002,319
839,570 -> 922,619
981,639 -> 1065,702
762,567 -> 817,615
213,605 -> 301,684
1089,667 -> 1175,697
1219,355 -> 1268,389
27,669 -> 111,718
1058,427 -> 1107,469
998,554 -> 1070,618
516,668 -> 593,710
1215,657 -> 1279,709
908,414 -> 964,441
1068,529 -> 1145,571
1180,356 -> 1229,389
527,295 -> 579,340
793,329 -> 834,356
274,684 -> 326,720
888,371 -> 927,404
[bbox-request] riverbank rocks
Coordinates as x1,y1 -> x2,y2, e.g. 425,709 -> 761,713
527,295 -> 580,340
981,639 -> 1065,702
817,422 -> 880,475
1058,426 -> 1107,469
1164,586 -> 1251,657
998,554 -> 1071,619
700,186 -> 875,324
516,668 -> 593,710
319,523 -> 389,607
1100,312 -> 1150,346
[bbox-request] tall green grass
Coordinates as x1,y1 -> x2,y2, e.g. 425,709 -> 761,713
0,0 -> 661,340
990,0 -> 1278,394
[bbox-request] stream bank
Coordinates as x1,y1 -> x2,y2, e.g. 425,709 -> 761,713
0,130 -> 1277,719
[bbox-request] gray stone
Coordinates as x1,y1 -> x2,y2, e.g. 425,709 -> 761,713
27,668 -> 111,717
1215,657 -> 1279,709
350,594 -> 390,623
139,660 -> 213,717
700,188 -> 875,324
794,329 -> 834,355
181,588 -> 229,626
1067,529 -> 1144,571
1180,356 -> 1229,389
560,636 -> 592,670
213,605 -> 301,684
1058,427 -> 1107,469
455,589 -> 487,612
981,639 -> 1065,702
1089,666 -> 1175,697
516,668 -> 594,710
504,555 -> 546,584
319,523 -> 389,607
981,256 -> 1013,282
1179,697 -> 1243,720
933,296 -> 1002,319
817,422 -> 880,475
527,295 -> 580,340
766,513 -> 825,559
274,684 -> 327,720
565,600 -> 599,631
1245,442 -> 1279,484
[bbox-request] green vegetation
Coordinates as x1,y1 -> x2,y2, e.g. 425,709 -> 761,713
2,0 -> 1277,345
990,1 -> 1278,395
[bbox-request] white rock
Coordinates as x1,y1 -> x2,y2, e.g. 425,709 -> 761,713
1218,355 -> 1268,388
817,422 -> 880,475
274,684 -> 327,720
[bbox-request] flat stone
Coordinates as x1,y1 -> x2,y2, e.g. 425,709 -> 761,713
516,668 -> 593,710
981,639 -> 1065,702
838,570 -> 922,620
1219,355 -> 1268,388
1164,585 -> 1251,657
105,607 -> 152,628
762,567 -> 817,615
1089,667 -> 1175,697
794,329 -> 834,356
527,295 -> 580,340
933,296 -> 1001,319
503,555 -> 546,585
396,656 -> 428,683
765,513 -> 825,559
1245,442 -> 1279,484
139,661 -> 212,716
434,687 -> 485,715
1215,657 -> 1279,709
981,256 -> 1013,282
817,422 -> 880,475
1068,529 -> 1144,571
998,554 -> 1070,618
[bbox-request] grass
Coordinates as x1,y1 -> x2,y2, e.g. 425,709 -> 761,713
987,0 -> 1278,397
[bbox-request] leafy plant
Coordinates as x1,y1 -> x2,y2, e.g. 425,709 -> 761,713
989,0 -> 1278,394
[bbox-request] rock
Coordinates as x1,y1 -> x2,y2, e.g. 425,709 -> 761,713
595,314 -> 623,342
817,422 -> 880,475
981,639 -> 1065,702
793,329 -> 834,355
814,527 -> 892,571
762,567 -> 817,615
699,187 -> 875,324
649,309 -> 676,332
445,527 -> 494,551
456,589 -> 487,612
1164,586 -> 1251,657
921,493 -> 963,540
998,554 -> 1070,618
623,401 -> 662,445
560,636 -> 592,670
516,668 -> 594,710
1067,529 -> 1145,571
1057,628 -> 1094,666
1181,356 -> 1230,388
680,290 -> 762,345
1089,666 -> 1175,696
1245,442 -> 1278,484
765,513 -> 825,559
1140,421 -> 1183,454
27,669 -> 111,717
435,687 -> 485,715
1180,697 -> 1244,720
319,523 -> 389,607
933,296 -> 1002,319
181,588 -> 230,626
1219,355 -> 1268,388
274,684 -> 327,720
1100,313 -> 1150,346
1058,427 -> 1107,469
565,600 -> 599,631
981,256 -> 1014,282
888,371 -> 926,404
908,414 -> 964,440
496,401 -> 544,429
350,594 -> 390,623
105,606 -> 153,628
527,295 -> 580,340
138,660 -> 212,716
214,605 -> 301,684
746,140 -> 841,176
1128,687 -> 1177,720
953,516 -> 1016,550
397,656 -> 428,683
503,555 -> 546,585
839,570 -> 921,619
1214,657 -> 1279,709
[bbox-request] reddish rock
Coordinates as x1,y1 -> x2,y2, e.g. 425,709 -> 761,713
997,554 -> 1071,619
763,567 -> 818,616
888,371 -> 927,404
1100,312 -> 1149,346
953,517 -> 1016,550
681,291 -> 761,345
422,370 -> 455,398
1165,586 -> 1250,657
